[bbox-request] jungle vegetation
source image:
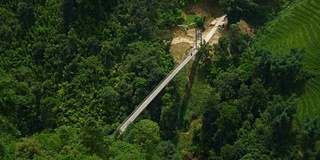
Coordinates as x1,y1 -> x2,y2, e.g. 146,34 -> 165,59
1,0 -> 320,159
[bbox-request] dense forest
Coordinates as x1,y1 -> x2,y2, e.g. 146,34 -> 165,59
1,0 -> 320,159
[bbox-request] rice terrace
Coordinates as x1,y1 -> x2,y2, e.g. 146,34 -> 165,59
256,0 -> 320,120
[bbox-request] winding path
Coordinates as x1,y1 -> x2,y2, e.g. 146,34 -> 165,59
117,15 -> 227,134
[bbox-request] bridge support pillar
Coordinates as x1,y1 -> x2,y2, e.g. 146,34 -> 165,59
195,28 -> 202,48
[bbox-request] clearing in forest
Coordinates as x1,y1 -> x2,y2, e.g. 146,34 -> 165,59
169,0 -> 224,63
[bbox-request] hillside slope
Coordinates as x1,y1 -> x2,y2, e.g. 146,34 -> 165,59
256,0 -> 320,119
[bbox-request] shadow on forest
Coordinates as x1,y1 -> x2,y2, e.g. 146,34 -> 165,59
178,53 -> 200,130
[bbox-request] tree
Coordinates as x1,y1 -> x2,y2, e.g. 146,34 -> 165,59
219,0 -> 258,24
63,28 -> 80,63
17,2 -> 35,29
0,70 -> 19,118
229,119 -> 272,159
85,36 -> 100,56
76,0 -> 105,21
200,93 -> 220,157
159,86 -> 180,139
124,119 -> 161,158
96,86 -> 119,123
80,117 -> 107,159
212,24 -> 249,70
39,97 -> 59,129
266,95 -> 298,153
153,141 -> 176,160
60,0 -> 76,32
227,95 -> 298,159
254,49 -> 308,94
248,78 -> 269,119
116,75 -> 134,103
32,41 -> 45,65
0,68 -> 39,135
52,125 -> 101,158
132,77 -> 148,104
299,116 -> 320,159
109,140 -> 146,160
214,105 -> 241,148
0,142 -> 5,159
228,24 -> 249,65
156,0 -> 184,28
198,41 -> 213,73
213,72 -> 242,101
213,35 -> 230,70
194,16 -> 206,28
15,138 -> 43,159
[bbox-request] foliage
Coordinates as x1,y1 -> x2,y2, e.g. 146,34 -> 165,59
109,140 -> 146,160
219,0 -> 258,24
214,105 -> 241,148
254,48 -> 308,94
254,0 -> 320,119
124,119 -> 161,158
298,116 -> 320,159
158,85 -> 181,140
14,138 -> 43,159
153,141 -> 176,160
183,15 -> 197,25
0,134 -> 15,160
0,0 -> 319,159
80,117 -> 108,158
194,4 -> 311,157
194,16 -> 206,28
0,0 -> 181,158
17,2 -> 35,29
198,94 -> 299,159
208,23 -> 249,76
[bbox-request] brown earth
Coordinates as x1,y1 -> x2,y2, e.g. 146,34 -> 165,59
169,42 -> 193,63
238,19 -> 254,36
170,18 -> 227,63
168,0 -> 227,63
183,0 -> 224,18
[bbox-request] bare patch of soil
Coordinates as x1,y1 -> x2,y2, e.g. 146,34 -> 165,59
183,0 -> 224,18
170,42 -> 193,63
238,20 -> 254,36
170,17 -> 227,63
171,37 -> 194,45
168,0 -> 227,63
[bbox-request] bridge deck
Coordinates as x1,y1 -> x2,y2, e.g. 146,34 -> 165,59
117,15 -> 227,134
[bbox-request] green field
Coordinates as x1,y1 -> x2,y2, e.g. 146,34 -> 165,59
183,15 -> 197,25
256,0 -> 320,119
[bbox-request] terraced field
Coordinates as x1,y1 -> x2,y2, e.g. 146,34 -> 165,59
256,0 -> 320,119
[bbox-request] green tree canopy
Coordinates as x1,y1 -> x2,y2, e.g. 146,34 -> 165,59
254,49 -> 308,94
219,0 -> 258,24
194,16 -> 206,28
124,119 -> 161,158
109,140 -> 146,160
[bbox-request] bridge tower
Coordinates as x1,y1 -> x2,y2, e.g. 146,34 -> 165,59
195,28 -> 202,48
